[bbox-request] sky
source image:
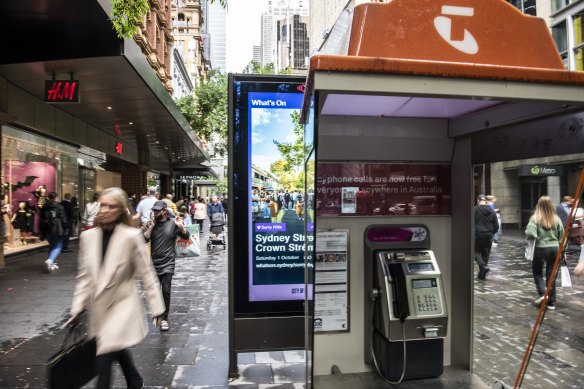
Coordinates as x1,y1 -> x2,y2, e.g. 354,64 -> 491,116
226,0 -> 270,73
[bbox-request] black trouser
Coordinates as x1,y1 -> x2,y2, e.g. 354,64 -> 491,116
96,348 -> 143,389
532,246 -> 558,304
62,220 -> 73,249
195,218 -> 204,233
158,273 -> 173,321
474,232 -> 494,269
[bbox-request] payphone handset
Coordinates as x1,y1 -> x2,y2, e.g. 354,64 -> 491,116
376,250 -> 448,341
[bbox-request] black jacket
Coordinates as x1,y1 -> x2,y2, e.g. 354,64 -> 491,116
475,205 -> 499,235
39,201 -> 67,239
61,199 -> 74,224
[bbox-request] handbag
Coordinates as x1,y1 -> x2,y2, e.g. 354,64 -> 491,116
525,239 -> 536,261
175,224 -> 200,257
47,317 -> 97,389
561,262 -> 573,288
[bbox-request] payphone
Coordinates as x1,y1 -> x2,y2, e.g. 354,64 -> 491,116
365,225 -> 448,383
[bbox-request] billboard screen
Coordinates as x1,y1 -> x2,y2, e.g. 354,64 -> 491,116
230,74 -> 310,315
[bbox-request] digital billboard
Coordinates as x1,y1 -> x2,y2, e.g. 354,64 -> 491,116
230,74 -> 311,315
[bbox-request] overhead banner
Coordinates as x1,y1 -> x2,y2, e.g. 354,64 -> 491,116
317,163 -> 451,217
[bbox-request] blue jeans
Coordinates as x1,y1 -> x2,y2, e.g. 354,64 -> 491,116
47,235 -> 63,264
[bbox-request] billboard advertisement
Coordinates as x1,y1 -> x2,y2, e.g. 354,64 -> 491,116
317,163 -> 451,217
230,74 -> 310,315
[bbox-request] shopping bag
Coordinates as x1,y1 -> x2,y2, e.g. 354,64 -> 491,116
524,239 -> 535,261
175,224 -> 200,257
47,319 -> 97,389
561,265 -> 573,288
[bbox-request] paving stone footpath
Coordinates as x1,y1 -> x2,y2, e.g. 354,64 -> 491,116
1,227 -> 584,388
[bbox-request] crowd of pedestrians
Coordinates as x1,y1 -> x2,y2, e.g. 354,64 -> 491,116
474,191 -> 584,312
38,186 -> 226,387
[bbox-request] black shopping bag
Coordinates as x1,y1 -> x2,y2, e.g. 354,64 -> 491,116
47,320 -> 97,389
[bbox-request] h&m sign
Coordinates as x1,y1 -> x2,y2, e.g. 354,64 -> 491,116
45,80 -> 80,103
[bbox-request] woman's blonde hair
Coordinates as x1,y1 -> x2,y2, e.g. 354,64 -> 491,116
98,187 -> 132,227
532,195 -> 558,230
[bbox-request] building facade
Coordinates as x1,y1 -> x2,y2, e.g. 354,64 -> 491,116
171,45 -> 194,99
134,0 -> 175,94
202,0 -> 227,72
171,0 -> 208,88
261,0 -> 310,72
474,1 -> 584,230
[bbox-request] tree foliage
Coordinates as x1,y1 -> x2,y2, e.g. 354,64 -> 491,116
270,111 -> 305,191
110,0 -> 227,39
241,61 -> 292,75
110,0 -> 149,39
175,71 -> 228,157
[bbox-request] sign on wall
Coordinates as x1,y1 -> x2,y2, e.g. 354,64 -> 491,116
314,229 -> 349,333
45,80 -> 80,103
317,163 -> 451,217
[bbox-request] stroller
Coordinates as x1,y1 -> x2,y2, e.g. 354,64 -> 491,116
207,212 -> 226,250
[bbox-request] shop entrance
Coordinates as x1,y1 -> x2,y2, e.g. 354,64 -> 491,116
520,179 -> 547,229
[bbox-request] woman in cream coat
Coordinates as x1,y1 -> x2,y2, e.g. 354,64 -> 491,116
68,187 -> 165,389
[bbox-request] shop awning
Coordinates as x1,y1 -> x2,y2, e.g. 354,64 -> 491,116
0,0 -> 209,169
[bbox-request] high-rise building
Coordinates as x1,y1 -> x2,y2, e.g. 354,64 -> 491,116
261,0 -> 310,72
276,14 -> 310,70
171,0 -> 208,88
202,0 -> 227,72
253,45 -> 262,63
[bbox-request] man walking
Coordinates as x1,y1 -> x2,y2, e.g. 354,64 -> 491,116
60,193 -> 74,252
556,195 -> 573,227
144,200 -> 189,331
134,187 -> 158,230
475,194 -> 499,281
39,192 -> 67,272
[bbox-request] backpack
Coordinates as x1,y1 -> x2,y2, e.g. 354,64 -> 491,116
40,205 -> 63,237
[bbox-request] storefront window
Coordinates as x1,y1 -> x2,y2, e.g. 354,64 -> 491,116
1,125 -> 78,251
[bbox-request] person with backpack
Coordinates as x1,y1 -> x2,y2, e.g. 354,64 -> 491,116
40,192 -> 67,272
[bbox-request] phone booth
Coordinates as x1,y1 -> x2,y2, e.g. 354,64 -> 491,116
300,0 -> 584,388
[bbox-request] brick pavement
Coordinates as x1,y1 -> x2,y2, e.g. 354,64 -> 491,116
0,227 -> 305,389
473,230 -> 584,388
2,226 -> 583,388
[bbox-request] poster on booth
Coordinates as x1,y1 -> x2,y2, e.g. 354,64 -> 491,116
314,229 -> 349,333
249,90 -> 313,302
317,163 -> 451,217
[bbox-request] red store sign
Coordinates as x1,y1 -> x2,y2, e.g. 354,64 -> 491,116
45,80 -> 80,103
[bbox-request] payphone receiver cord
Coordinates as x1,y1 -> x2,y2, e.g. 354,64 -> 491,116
370,300 -> 407,385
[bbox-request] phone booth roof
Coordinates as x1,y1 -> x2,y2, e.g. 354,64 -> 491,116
301,0 -> 584,127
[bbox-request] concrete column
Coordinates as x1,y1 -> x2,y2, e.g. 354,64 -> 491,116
547,176 -> 561,204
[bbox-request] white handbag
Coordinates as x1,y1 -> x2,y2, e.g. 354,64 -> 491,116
524,239 -> 535,261
561,264 -> 573,288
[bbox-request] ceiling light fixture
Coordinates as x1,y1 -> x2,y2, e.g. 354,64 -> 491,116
107,106 -> 112,110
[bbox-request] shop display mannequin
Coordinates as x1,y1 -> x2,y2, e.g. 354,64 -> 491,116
11,202 -> 32,245
34,185 -> 47,209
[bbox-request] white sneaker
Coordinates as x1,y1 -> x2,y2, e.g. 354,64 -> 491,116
51,264 -> 59,271
45,259 -> 53,272
534,296 -> 544,305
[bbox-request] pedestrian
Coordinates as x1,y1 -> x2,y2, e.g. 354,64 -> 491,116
82,192 -> 100,230
193,197 -> 207,233
67,187 -> 165,389
164,193 -> 178,216
223,195 -> 229,223
296,199 -> 304,221
525,195 -> 564,310
178,205 -> 192,225
208,194 -> 225,220
486,195 -> 502,245
144,200 -> 190,331
39,192 -> 67,272
269,197 -> 279,223
133,187 -> 158,230
556,195 -> 573,227
60,193 -> 74,252
474,194 -> 499,281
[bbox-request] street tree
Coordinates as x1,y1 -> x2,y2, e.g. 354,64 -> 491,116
176,71 -> 228,157
110,0 -> 227,39
242,60 -> 293,75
